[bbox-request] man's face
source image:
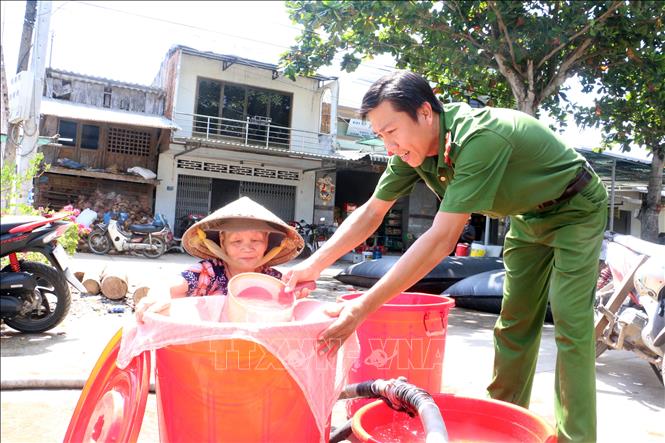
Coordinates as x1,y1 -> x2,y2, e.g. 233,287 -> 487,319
367,100 -> 438,167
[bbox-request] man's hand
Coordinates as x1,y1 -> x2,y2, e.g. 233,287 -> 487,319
135,294 -> 172,323
317,298 -> 369,357
283,264 -> 321,299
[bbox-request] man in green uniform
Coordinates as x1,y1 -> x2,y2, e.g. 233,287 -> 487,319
284,70 -> 607,442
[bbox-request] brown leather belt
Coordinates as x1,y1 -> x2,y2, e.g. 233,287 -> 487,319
536,167 -> 593,211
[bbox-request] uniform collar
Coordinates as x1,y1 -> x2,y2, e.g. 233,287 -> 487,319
437,111 -> 453,172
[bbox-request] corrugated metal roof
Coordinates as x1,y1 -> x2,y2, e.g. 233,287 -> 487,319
576,148 -> 660,190
174,45 -> 337,82
47,68 -> 164,94
40,99 -> 180,130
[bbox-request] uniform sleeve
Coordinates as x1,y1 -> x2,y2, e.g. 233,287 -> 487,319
373,155 -> 421,201
440,132 -> 512,213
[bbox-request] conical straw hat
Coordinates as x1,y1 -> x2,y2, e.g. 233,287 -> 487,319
182,197 -> 304,266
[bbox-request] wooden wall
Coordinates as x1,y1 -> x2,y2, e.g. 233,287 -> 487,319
40,115 -> 159,171
45,76 -> 164,115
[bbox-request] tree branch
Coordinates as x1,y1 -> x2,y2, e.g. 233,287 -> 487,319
489,1 -> 522,76
535,1 -> 623,70
433,22 -> 493,55
541,38 -> 592,99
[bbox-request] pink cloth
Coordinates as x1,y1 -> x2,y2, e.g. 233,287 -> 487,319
117,296 -> 359,442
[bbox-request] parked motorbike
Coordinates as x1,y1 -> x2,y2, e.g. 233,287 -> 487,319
87,214 -> 170,259
167,213 -> 206,253
1,213 -> 86,333
595,232 -> 665,384
290,218 -> 336,258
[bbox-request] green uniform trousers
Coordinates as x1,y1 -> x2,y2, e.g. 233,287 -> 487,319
487,172 -> 608,443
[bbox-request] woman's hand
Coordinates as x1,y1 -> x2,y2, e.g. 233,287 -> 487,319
135,293 -> 172,323
317,299 -> 369,357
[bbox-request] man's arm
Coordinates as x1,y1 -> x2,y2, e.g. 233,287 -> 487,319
358,211 -> 469,312
315,211 -> 470,355
284,196 -> 394,290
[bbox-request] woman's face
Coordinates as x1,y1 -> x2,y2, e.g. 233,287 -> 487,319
221,230 -> 269,271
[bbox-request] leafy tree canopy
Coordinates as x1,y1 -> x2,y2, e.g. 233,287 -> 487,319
576,3 -> 664,156
280,1 -> 643,118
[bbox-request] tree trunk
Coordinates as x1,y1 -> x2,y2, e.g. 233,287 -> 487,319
516,98 -> 537,117
640,147 -> 664,242
133,286 -> 151,306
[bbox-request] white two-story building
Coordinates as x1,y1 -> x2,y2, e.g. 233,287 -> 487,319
151,45 -> 343,235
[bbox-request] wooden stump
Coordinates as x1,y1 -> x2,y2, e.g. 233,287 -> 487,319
133,286 -> 151,305
74,271 -> 85,282
100,267 -> 128,300
82,270 -> 102,295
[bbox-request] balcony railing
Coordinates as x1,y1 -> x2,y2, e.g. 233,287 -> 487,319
172,112 -> 333,154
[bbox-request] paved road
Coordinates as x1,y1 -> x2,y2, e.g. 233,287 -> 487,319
1,252 -> 663,442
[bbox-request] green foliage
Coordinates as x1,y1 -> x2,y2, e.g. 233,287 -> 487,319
280,1 -> 640,116
575,1 -> 665,156
1,153 -> 80,259
1,152 -> 50,214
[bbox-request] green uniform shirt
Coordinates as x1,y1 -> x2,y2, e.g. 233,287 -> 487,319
374,102 -> 587,217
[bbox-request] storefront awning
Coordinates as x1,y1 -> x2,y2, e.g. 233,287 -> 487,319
40,99 -> 180,130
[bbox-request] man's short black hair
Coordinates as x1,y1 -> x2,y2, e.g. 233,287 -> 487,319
359,70 -> 443,121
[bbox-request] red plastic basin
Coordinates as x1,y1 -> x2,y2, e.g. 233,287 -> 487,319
352,393 -> 557,443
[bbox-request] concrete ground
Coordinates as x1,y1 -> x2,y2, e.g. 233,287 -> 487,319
1,252 -> 663,442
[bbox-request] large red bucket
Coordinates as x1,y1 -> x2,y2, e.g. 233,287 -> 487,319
155,339 -> 324,442
352,393 -> 557,443
340,292 -> 454,417
65,296 -> 337,443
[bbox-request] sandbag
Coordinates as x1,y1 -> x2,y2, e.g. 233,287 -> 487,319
444,269 -> 553,323
335,255 -> 504,294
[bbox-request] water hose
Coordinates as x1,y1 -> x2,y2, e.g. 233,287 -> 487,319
331,377 -> 448,443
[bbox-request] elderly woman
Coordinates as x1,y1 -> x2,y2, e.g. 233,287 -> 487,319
136,197 -> 304,322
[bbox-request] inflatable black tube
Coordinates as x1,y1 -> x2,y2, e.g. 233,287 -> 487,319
444,269 -> 553,323
335,256 -> 504,294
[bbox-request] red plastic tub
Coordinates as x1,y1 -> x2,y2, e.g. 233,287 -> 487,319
155,339 -> 324,442
340,292 -> 455,417
352,393 -> 557,443
65,296 -> 341,443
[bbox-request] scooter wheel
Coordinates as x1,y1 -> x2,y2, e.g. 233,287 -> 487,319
3,261 -> 71,333
142,237 -> 166,259
88,231 -> 111,254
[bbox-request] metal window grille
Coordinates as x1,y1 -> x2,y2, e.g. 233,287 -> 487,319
239,181 -> 295,222
176,158 -> 300,182
174,175 -> 211,236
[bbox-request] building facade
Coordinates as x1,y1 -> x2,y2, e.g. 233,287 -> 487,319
35,68 -> 177,212
151,46 -> 342,235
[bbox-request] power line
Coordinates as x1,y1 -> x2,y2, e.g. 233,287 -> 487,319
68,1 -> 396,78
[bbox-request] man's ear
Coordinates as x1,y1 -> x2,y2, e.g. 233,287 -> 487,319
418,102 -> 434,124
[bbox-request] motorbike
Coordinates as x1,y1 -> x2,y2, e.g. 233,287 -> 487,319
1,213 -> 87,333
87,214 -> 170,259
595,232 -> 665,384
290,218 -> 336,258
167,213 -> 206,253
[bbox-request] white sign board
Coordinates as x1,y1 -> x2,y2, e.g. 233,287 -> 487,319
7,71 -> 34,124
346,118 -> 375,138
